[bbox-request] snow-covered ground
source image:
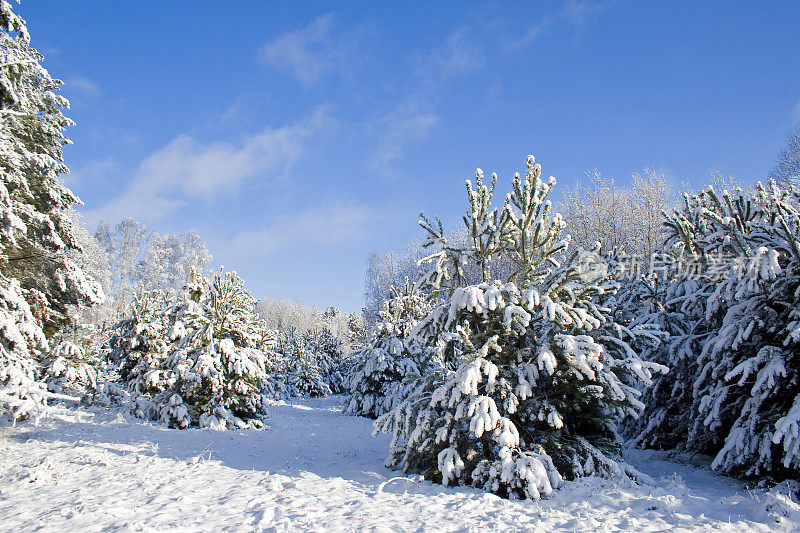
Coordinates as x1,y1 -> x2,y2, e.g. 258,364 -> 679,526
0,396 -> 797,532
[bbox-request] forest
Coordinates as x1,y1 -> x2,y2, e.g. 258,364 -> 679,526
2,1 -> 800,530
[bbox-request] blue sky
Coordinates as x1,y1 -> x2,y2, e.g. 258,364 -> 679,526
20,0 -> 800,312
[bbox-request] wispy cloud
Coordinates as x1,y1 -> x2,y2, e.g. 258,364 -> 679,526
506,0 -> 614,51
88,107 -> 334,224
368,99 -> 439,169
258,13 -> 373,88
66,156 -> 117,187
368,28 -> 483,172
220,96 -> 245,123
228,200 -> 372,258
419,28 -> 485,86
66,76 -> 101,96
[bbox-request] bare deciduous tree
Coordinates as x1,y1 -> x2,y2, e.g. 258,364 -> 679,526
769,123 -> 800,191
559,168 -> 673,259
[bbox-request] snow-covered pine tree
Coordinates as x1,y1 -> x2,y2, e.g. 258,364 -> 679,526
375,156 -> 665,499
0,275 -> 50,422
251,321 -> 288,399
0,1 -> 103,422
42,322 -> 105,398
110,287 -> 171,384
663,181 -> 800,478
345,278 -> 433,418
115,268 -> 276,429
279,329 -> 331,398
615,270 -> 703,450
303,324 -> 347,393
347,312 -> 368,350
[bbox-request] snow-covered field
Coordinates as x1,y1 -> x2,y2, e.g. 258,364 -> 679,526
1,396 -> 797,532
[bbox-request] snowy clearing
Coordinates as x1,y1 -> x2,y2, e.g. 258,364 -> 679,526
0,396 -> 796,532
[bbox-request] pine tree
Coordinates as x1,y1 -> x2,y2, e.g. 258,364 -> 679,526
347,312 -> 368,350
658,182 -> 800,478
0,275 -> 50,422
278,329 -> 331,398
303,325 -> 347,393
621,272 -> 706,450
345,279 -> 433,418
251,321 -> 288,399
42,323 -> 104,398
114,268 -> 277,428
0,1 -> 103,422
375,156 -> 665,499
110,288 -> 171,384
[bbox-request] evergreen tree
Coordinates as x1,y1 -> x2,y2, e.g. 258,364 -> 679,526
347,312 -> 368,350
42,323 -> 105,398
345,279 -> 433,418
278,329 -> 331,398
621,272 -> 706,451
110,287 -> 171,384
113,268 -> 277,428
0,274 -> 50,422
658,182 -> 800,478
303,324 -> 347,393
0,1 -> 103,421
375,156 -> 665,499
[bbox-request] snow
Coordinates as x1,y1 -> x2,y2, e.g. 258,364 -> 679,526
0,396 -> 796,532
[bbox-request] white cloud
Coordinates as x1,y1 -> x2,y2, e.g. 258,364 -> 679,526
258,14 -> 372,88
368,28 -> 483,172
420,28 -> 484,86
66,76 -> 101,96
229,200 -> 372,257
88,107 -> 334,224
66,156 -> 117,188
368,98 -> 439,170
507,0 -> 613,51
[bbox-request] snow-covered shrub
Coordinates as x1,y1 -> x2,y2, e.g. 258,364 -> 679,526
345,279 -> 433,418
763,480 -> 800,527
113,268 -> 278,429
375,156 -> 665,499
658,182 -> 800,478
